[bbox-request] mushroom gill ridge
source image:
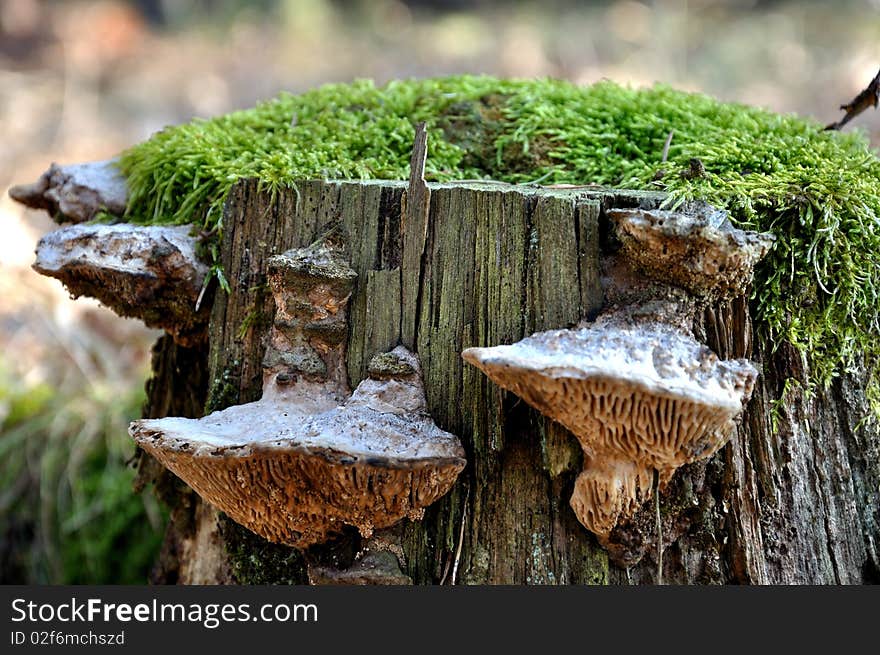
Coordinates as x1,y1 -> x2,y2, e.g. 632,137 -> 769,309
462,203 -> 769,555
131,240 -> 466,548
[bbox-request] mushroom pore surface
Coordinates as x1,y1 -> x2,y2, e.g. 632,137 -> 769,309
462,320 -> 757,538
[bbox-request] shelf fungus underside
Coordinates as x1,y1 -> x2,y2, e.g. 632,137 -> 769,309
32,223 -> 209,346
130,239 -> 465,549
131,376 -> 465,548
463,320 -> 757,540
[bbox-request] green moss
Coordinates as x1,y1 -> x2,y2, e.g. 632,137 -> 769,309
220,516 -> 308,584
205,364 -> 240,414
119,75 -> 880,392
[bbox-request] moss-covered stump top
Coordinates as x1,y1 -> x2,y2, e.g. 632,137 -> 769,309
118,75 -> 880,394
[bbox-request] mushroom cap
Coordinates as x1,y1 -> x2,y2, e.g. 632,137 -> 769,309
463,321 -> 755,411
130,357 -> 466,548
462,321 -> 757,468
9,159 -> 127,223
33,223 -> 209,345
133,398 -> 464,464
607,207 -> 775,299
463,320 -> 757,538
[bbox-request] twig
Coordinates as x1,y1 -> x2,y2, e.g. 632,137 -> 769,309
194,276 -> 211,313
409,121 -> 428,188
661,129 -> 675,163
680,157 -> 706,180
451,488 -> 469,586
198,225 -> 219,241
439,554 -> 452,586
654,469 -> 663,585
825,67 -> 880,130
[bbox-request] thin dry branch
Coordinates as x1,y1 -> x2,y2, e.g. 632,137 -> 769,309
825,67 -> 880,130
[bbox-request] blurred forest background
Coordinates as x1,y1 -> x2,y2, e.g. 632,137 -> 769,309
2,0 -> 880,584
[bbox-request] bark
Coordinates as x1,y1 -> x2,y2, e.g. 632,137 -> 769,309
136,335 -> 234,584
147,178 -> 880,584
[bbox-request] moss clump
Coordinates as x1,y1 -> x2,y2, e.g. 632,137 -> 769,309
220,516 -> 308,584
119,75 -> 880,392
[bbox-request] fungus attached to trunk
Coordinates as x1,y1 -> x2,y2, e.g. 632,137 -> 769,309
462,203 -> 773,545
463,196 -> 774,558
307,550 -> 413,585
9,159 -> 128,223
607,206 -> 775,299
33,223 -> 210,346
462,316 -> 757,542
130,241 -> 465,548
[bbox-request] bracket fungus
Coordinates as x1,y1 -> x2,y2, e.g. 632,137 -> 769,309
463,202 -> 770,550
130,241 -> 466,548
606,205 -> 775,299
307,531 -> 414,585
9,159 -> 127,223
32,223 -> 210,346
463,316 -> 757,540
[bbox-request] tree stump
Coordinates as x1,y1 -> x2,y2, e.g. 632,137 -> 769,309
137,177 -> 879,584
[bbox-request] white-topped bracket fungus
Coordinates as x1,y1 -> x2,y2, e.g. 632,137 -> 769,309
32,223 -> 210,346
130,240 -> 466,549
9,159 -> 127,224
606,205 -> 775,299
462,316 -> 757,545
463,196 -> 775,563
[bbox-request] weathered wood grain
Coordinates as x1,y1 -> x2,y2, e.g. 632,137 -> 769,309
148,178 -> 879,585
